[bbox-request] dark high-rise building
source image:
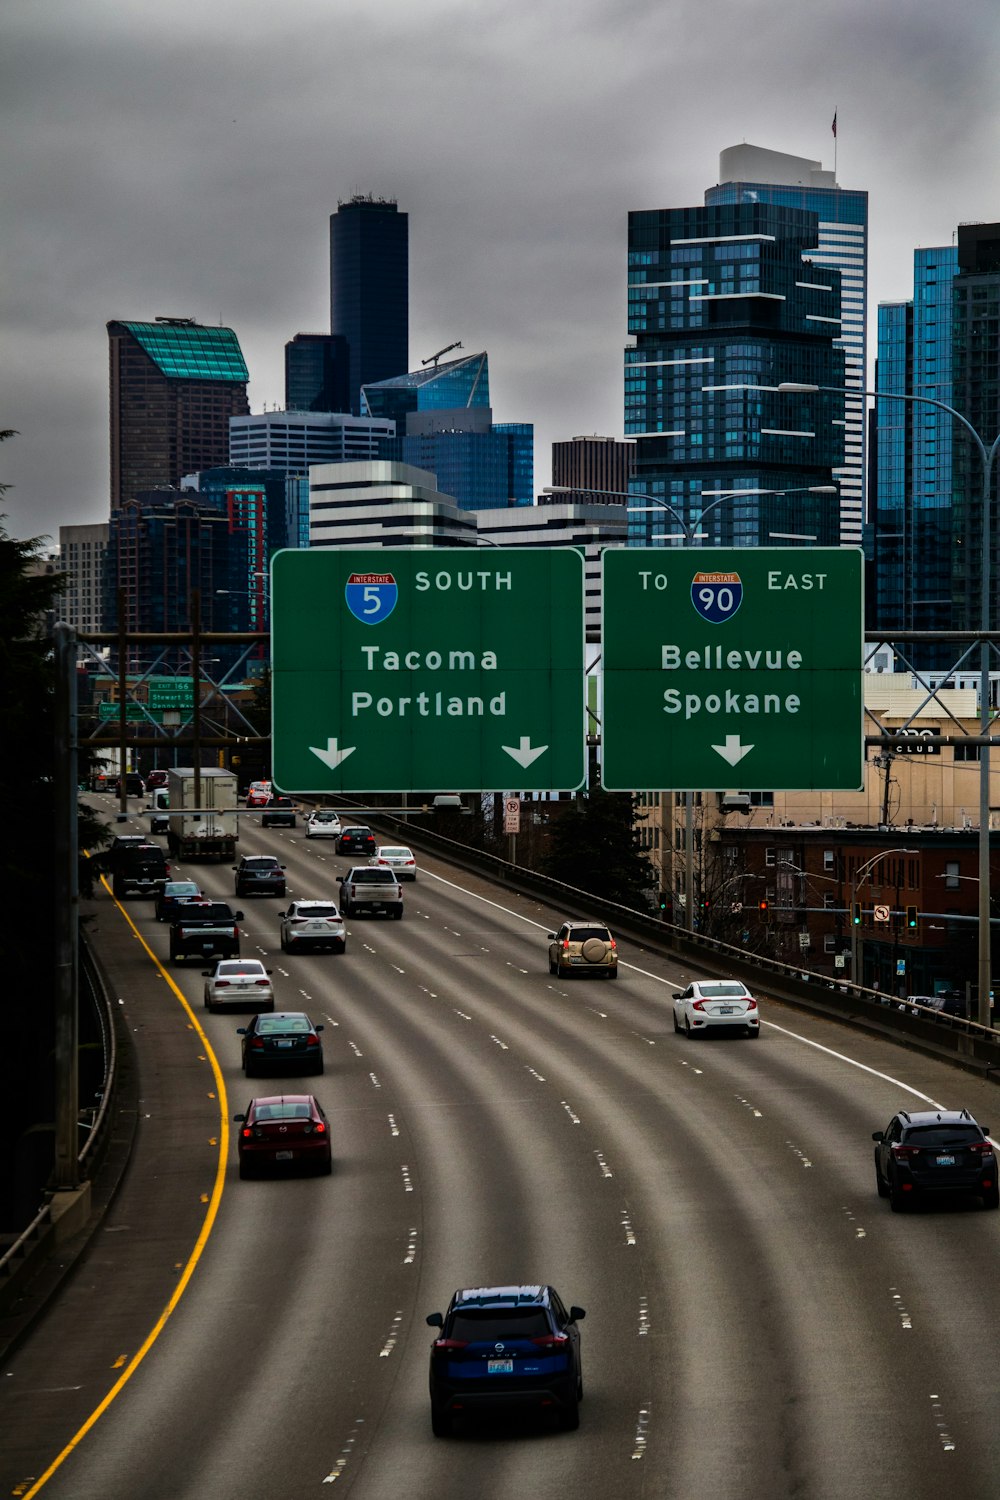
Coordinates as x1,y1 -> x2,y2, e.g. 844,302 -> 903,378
625,201 -> 845,548
330,195 -> 408,414
873,224 -> 1000,665
108,318 -> 249,509
550,436 -> 635,503
284,332 -> 350,413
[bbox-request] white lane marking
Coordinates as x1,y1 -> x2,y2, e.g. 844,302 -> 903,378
404,1228 -> 418,1266
631,1405 -> 650,1460
622,1209 -> 637,1246
454,1009 -> 472,1021
348,1041 -> 363,1057
561,1100 -> 581,1125
736,1095 -> 763,1118
588,1008 -> 608,1019
525,1066 -> 546,1082
842,1205 -> 866,1239
786,1140 -> 813,1169
637,1294 -> 649,1334
378,1310 -> 403,1357
401,1164 -> 413,1192
388,1113 -> 399,1136
322,1014 -> 340,1027
930,1393 -> 956,1452
890,1286 -> 913,1330
425,870 -> 949,1096
390,964 -> 405,975
369,1072 -> 381,1089
489,1034 -> 509,1051
594,1150 -> 613,1178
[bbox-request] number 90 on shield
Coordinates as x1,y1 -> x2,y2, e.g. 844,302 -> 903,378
690,571 -> 743,625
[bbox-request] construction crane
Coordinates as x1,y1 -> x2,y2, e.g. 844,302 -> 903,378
421,341 -> 463,367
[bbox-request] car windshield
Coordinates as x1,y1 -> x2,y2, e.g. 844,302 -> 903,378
906,1125 -> 983,1148
165,882 -> 199,896
244,858 -> 279,869
379,849 -> 410,858
569,927 -> 610,942
297,905 -> 338,917
313,812 -> 338,822
345,827 -> 372,836
449,1308 -> 550,1341
257,1015 -> 310,1033
218,962 -> 263,976
351,870 -> 387,882
698,983 -> 747,998
253,1102 -> 312,1121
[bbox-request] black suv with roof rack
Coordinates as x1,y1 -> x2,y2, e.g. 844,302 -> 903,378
426,1284 -> 585,1436
872,1108 -> 998,1211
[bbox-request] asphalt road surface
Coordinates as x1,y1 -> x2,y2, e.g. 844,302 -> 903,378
3,804 -> 1000,1499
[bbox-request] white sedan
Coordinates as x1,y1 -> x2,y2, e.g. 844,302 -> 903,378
370,845 -> 417,880
306,810 -> 343,839
672,979 -> 760,1038
202,958 -> 275,1014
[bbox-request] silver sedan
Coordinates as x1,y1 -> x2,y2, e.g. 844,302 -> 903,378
202,958 -> 275,1014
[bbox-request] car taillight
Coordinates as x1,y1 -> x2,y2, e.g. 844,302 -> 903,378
313,1121 -> 326,1133
215,980 -> 230,988
531,1333 -> 569,1349
609,939 -> 617,951
292,917 -> 308,925
306,1033 -> 319,1046
254,979 -> 270,987
892,1145 -> 921,1159
251,1037 -> 265,1049
970,1142 -> 993,1156
433,1339 -> 468,1351
745,997 -> 758,1010
561,939 -> 570,951
691,999 -> 706,1011
242,1127 -> 252,1138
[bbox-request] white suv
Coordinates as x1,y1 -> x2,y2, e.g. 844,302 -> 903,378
279,900 -> 347,954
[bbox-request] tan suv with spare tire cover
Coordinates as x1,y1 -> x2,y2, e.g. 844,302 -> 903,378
548,921 -> 619,979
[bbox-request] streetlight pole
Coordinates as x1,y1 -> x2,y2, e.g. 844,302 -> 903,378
777,381 -> 1000,1025
848,848 -> 918,991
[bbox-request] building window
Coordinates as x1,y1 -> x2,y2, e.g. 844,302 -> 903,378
944,861 -> 960,890
823,850 -> 835,871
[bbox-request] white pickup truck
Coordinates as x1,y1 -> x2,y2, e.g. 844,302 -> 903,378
338,867 -> 403,920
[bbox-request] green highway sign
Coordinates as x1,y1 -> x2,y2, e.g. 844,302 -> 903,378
148,677 -> 194,709
97,701 -> 164,723
271,548 -> 586,793
601,548 -> 863,791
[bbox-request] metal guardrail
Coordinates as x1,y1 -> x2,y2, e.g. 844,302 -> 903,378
0,940 -> 116,1310
373,811 -> 1000,1080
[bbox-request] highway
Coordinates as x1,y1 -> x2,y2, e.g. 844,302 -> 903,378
3,803 -> 1000,1498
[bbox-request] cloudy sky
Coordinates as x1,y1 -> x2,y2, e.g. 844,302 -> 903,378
2,0 -> 999,545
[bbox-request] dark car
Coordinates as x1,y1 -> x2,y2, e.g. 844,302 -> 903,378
337,825 -> 377,856
233,854 -> 287,898
109,842 -> 170,899
237,1011 -> 325,1077
873,1108 -> 999,1212
155,879 -> 202,921
261,795 -> 297,828
426,1284 -> 585,1436
145,769 -> 169,790
169,900 -> 243,963
234,1094 -> 332,1178
110,772 -> 146,797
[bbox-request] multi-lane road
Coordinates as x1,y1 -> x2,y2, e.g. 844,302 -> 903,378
3,804 -> 1000,1499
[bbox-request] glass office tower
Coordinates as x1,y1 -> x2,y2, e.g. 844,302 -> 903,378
873,246 -> 957,668
625,201 -> 845,548
330,196 -> 408,415
706,145 -> 868,545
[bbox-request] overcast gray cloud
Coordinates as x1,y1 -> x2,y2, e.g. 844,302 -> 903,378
2,0 -> 999,543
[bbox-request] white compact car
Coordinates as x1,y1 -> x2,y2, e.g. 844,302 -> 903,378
279,900 -> 347,954
370,845 -> 417,881
202,958 -> 275,1014
306,810 -> 343,839
672,979 -> 760,1038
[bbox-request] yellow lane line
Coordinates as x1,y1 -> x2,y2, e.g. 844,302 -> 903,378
24,878 -> 229,1497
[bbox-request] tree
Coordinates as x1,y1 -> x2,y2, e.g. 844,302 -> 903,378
540,790 -> 655,912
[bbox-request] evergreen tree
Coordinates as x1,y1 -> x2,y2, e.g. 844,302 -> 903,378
540,789 -> 655,912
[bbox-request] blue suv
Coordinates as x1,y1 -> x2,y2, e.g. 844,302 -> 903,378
426,1284 -> 585,1435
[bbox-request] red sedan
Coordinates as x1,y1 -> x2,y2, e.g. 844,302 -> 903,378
234,1094 -> 332,1178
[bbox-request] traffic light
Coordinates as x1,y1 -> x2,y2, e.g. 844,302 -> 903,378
659,892 -> 673,920
700,897 -> 712,912
906,905 -> 919,931
852,902 -> 862,925
758,898 -> 769,913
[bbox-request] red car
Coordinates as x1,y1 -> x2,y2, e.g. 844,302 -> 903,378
245,780 -> 273,809
234,1094 -> 332,1178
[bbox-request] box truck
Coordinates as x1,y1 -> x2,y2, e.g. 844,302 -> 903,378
167,767 -> 239,862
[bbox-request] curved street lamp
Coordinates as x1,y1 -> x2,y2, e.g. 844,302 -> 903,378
774,380 -> 1000,1025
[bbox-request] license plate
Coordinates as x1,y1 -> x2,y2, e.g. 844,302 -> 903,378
275,1150 -> 294,1161
487,1359 -> 514,1374
719,1005 -> 735,1014
277,1039 -> 294,1049
936,1154 -> 956,1166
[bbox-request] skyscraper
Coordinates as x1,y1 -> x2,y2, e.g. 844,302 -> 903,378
550,436 -> 635,504
706,144 -> 868,545
330,195 -> 408,414
284,332 -> 350,413
108,318 -> 249,509
873,225 -> 1000,665
625,201 -> 845,548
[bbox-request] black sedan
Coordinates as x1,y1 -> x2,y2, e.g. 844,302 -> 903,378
237,1011 -> 325,1077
